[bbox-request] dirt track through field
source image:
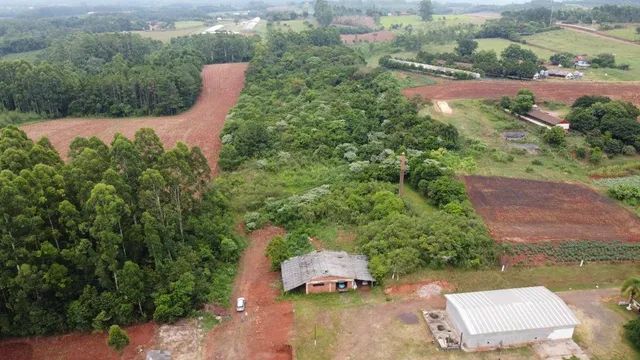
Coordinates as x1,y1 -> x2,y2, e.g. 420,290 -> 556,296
558,23 -> 640,46
463,175 -> 640,243
403,80 -> 640,105
21,63 -> 248,175
202,226 -> 294,360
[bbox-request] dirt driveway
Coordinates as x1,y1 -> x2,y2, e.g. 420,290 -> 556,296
558,288 -> 638,360
202,226 -> 294,360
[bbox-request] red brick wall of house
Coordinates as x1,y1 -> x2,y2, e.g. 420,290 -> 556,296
305,276 -> 353,294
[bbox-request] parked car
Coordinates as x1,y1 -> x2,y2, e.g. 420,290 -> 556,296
236,297 -> 246,312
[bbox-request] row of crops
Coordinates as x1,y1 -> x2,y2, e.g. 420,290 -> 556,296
503,241 -> 640,264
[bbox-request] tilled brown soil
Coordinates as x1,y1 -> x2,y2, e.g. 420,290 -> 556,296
0,323 -> 157,360
202,226 -> 293,360
21,63 -> 248,175
341,30 -> 396,44
463,175 -> 640,243
403,80 -> 640,105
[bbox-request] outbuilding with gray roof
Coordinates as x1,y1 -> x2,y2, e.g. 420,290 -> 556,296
281,251 -> 375,294
445,286 -> 579,350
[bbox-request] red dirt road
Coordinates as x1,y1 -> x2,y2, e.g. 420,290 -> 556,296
0,323 -> 157,360
403,80 -> 640,105
463,175 -> 640,243
21,63 -> 248,175
202,226 -> 294,360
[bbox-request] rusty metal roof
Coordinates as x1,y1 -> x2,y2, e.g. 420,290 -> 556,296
281,251 -> 375,292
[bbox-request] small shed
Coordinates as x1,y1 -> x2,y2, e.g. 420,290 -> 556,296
281,251 -> 375,294
445,286 -> 579,351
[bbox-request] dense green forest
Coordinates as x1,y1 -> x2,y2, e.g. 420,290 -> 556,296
219,29 -> 495,281
0,126 -> 241,336
0,33 -> 257,118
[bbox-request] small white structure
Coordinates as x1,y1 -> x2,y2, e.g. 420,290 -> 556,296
445,286 -> 579,351
202,25 -> 225,34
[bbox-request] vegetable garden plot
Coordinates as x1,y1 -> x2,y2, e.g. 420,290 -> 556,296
463,175 -> 640,243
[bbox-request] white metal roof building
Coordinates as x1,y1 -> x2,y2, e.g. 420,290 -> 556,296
445,286 -> 579,350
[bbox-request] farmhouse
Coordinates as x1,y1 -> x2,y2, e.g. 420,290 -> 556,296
445,286 -> 579,351
520,106 -> 569,129
281,251 -> 375,294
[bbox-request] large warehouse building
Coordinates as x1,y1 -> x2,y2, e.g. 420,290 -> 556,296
445,286 -> 579,350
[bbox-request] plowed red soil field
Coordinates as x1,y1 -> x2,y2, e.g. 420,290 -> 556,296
403,80 -> 640,105
341,30 -> 395,44
463,176 -> 640,243
333,15 -> 376,29
0,323 -> 157,360
21,62 -> 248,175
203,226 -> 294,360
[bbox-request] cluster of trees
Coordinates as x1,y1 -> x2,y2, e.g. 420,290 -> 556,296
554,5 -> 640,24
0,32 -> 256,118
0,14 -> 149,57
217,29 -> 495,281
0,127 -> 240,336
411,41 -> 540,79
499,89 -> 536,115
476,14 -> 556,42
567,95 -> 640,156
394,24 -> 477,51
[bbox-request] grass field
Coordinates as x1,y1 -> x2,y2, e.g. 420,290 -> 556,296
1,49 -> 43,61
524,29 -> 640,81
254,19 -> 315,35
402,263 -> 639,292
380,14 -> 490,32
174,20 -> 205,29
133,26 -> 207,42
602,24 -> 640,41
423,100 -> 596,183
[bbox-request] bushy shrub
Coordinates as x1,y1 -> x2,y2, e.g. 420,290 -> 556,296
107,325 -> 129,351
624,318 -> 640,349
427,176 -> 467,208
543,127 -> 566,147
265,232 -> 313,270
608,184 -> 640,206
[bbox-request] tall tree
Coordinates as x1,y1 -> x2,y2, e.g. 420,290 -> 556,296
314,0 -> 334,27
419,0 -> 434,21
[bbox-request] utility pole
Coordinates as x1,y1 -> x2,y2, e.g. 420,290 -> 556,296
399,152 -> 406,196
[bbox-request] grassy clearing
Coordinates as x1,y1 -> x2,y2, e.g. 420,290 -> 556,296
133,27 -> 207,42
174,20 -> 205,29
380,14 -> 488,32
602,25 -> 640,42
425,100 -> 640,185
291,289 -> 534,360
254,19 -> 315,35
402,263 -> 640,292
1,49 -> 44,62
424,100 -> 592,183
524,29 -> 640,81
391,70 -> 439,87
